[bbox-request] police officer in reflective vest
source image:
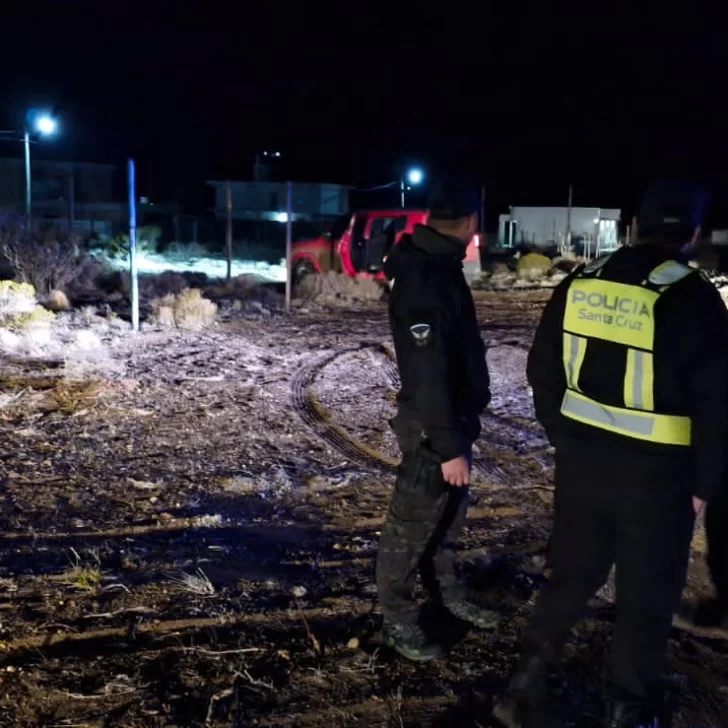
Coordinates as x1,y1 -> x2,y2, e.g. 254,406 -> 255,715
492,182 -> 728,728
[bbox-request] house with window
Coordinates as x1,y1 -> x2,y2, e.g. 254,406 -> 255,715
499,206 -> 622,255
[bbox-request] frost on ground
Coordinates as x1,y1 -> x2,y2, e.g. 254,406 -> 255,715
0,289 -> 724,727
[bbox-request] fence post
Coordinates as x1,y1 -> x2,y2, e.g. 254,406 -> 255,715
128,159 -> 139,332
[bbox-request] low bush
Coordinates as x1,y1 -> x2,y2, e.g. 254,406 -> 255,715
150,288 -> 218,330
295,271 -> 385,304
46,290 -> 71,312
0,226 -> 90,295
516,253 -> 552,282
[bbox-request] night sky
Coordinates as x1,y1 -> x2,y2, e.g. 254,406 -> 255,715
1,3 -> 727,227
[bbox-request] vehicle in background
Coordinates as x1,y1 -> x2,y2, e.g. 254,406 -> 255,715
291,209 -> 482,285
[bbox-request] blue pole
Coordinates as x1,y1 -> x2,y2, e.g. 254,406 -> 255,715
128,159 -> 139,332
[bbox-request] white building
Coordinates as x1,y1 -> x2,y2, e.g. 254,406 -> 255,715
499,206 -> 621,253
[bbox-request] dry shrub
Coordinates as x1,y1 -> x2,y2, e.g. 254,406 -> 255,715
150,288 -> 217,330
0,280 -> 37,317
0,281 -> 55,352
516,253 -> 552,282
0,225 -> 90,295
296,271 -> 384,304
46,290 -> 70,312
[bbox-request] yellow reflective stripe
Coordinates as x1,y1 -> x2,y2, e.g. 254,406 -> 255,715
647,260 -> 694,286
563,333 -> 587,391
624,349 -> 654,411
561,390 -> 691,446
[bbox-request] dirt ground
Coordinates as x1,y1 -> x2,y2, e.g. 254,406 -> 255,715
0,291 -> 726,728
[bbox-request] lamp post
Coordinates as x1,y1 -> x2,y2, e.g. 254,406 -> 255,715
1,112 -> 58,222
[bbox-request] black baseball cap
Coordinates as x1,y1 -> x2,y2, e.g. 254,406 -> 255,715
637,180 -> 708,240
428,178 -> 480,221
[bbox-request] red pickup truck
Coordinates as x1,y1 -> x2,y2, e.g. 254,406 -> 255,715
291,209 -> 482,285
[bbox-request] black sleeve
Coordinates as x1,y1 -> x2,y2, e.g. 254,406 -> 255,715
526,277 -> 570,440
672,279 -> 728,502
398,297 -> 471,462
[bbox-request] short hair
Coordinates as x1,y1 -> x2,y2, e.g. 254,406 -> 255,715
428,178 -> 480,222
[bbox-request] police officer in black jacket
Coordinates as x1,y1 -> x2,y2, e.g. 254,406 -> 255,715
493,182 -> 728,728
376,179 -> 500,662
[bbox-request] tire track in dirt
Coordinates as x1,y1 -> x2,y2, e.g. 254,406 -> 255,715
291,344 -> 520,486
290,344 -> 399,474
379,351 -> 520,485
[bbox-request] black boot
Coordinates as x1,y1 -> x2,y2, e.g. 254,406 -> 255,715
492,651 -> 550,728
443,597 -> 501,629
381,621 -> 444,662
605,699 -> 671,728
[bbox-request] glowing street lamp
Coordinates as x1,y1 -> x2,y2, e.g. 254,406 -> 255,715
23,112 -> 59,219
0,111 -> 59,221
35,115 -> 58,136
400,167 -> 425,208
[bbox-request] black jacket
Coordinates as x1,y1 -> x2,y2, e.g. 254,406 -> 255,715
528,244 -> 728,502
384,224 -> 490,461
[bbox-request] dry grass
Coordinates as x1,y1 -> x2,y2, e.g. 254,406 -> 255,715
46,289 -> 71,311
150,288 -> 218,330
296,271 -> 384,304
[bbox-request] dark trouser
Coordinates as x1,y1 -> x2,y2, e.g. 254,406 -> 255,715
376,445 -> 469,625
706,486 -> 728,605
524,443 -> 695,708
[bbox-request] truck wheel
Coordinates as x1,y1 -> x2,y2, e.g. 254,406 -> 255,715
294,260 -> 317,285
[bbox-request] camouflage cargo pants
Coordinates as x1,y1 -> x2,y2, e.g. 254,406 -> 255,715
376,441 -> 470,625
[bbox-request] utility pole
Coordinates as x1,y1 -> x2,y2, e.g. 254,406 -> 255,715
128,159 -> 139,332
225,180 -> 233,281
566,183 -> 573,252
285,180 -> 293,313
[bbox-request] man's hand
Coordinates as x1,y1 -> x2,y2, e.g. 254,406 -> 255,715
693,496 -> 707,518
441,456 -> 470,487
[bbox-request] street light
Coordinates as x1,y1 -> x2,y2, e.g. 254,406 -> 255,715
1,111 -> 59,221
36,115 -> 58,136
400,167 -> 425,208
24,113 -> 58,220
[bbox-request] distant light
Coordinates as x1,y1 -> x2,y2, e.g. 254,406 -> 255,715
274,212 -> 288,223
407,168 -> 424,186
36,115 -> 57,135
593,218 -> 600,224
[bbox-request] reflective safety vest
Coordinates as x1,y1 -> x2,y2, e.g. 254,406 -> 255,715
560,255 -> 697,446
